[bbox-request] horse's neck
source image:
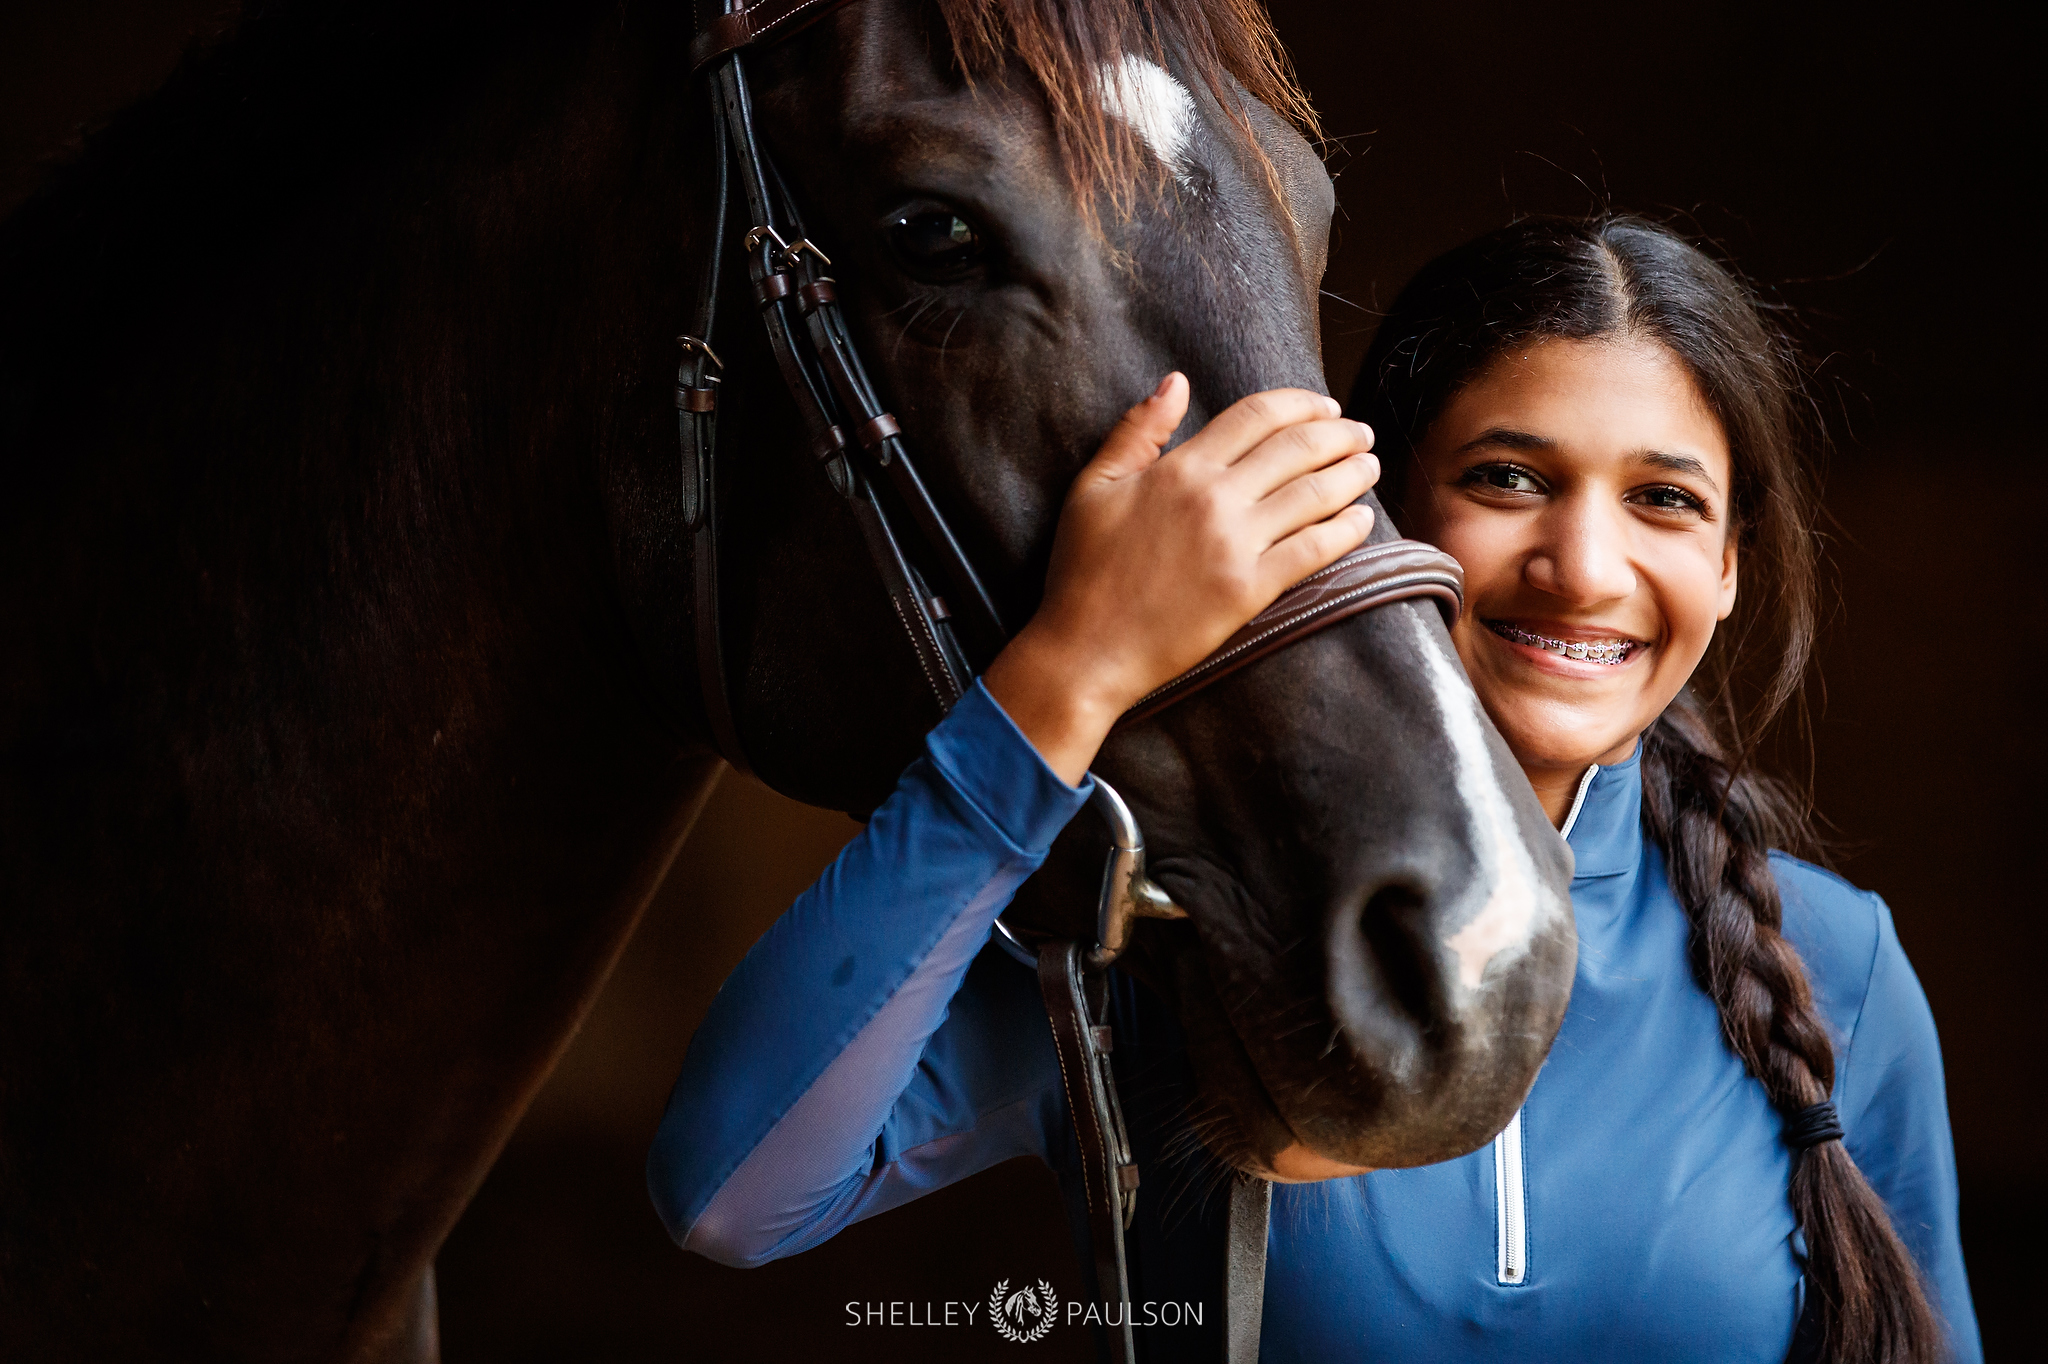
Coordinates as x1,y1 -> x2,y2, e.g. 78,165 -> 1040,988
0,9 -> 721,1355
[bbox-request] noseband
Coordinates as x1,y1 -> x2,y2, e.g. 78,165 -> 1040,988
682,6 -> 1462,1359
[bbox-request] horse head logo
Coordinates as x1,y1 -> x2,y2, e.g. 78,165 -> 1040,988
988,1278 -> 1059,1344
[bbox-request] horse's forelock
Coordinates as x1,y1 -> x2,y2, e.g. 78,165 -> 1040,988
930,0 -> 1318,221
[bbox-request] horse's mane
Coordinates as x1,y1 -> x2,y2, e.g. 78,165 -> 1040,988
935,0 -> 1318,216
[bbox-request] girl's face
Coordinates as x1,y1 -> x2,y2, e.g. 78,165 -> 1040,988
1401,337 -> 1738,820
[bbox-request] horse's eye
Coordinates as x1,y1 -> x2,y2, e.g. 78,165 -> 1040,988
889,210 -> 985,276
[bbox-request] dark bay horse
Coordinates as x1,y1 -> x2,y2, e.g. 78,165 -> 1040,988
0,2 -> 1575,1358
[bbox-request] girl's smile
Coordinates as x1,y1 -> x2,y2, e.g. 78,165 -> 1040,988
1482,619 -> 1644,668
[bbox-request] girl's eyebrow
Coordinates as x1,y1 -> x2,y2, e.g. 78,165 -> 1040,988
1637,450 -> 1720,491
1453,426 -> 1553,454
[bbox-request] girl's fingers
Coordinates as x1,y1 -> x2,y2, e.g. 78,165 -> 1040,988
1174,388 -> 1341,469
1229,418 -> 1375,500
1072,372 -> 1191,491
1250,452 -> 1380,542
1257,504 -> 1376,596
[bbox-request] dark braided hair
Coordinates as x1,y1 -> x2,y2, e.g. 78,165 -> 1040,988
1348,215 -> 1943,1364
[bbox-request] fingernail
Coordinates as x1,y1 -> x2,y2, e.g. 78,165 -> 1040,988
1152,373 -> 1177,400
1354,420 -> 1375,445
1323,396 -> 1341,416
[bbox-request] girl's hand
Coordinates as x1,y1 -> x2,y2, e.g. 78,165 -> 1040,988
984,372 -> 1378,784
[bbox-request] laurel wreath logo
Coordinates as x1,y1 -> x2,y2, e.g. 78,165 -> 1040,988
988,1278 -> 1059,1343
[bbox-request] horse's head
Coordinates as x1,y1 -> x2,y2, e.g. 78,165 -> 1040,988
690,1 -> 1576,1174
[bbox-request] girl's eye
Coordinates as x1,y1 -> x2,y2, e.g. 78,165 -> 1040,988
1632,484 -> 1708,514
1462,462 -> 1543,494
889,210 -> 985,277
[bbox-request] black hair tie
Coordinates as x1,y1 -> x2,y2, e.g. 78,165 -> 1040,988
1784,1101 -> 1844,1150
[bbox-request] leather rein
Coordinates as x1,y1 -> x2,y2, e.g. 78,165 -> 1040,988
680,6 -> 1463,1360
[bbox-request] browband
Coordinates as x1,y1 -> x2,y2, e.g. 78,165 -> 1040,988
691,0 -> 860,70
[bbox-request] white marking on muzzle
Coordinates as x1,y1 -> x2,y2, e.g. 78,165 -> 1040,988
1097,54 -> 1197,186
1406,611 -> 1550,990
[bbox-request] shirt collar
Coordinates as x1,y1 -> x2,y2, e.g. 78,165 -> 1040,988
1563,741 -> 1645,879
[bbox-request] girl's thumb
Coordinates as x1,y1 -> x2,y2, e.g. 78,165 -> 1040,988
1080,372 -> 1189,484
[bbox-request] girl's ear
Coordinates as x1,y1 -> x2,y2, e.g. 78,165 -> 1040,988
1716,533 -> 1740,622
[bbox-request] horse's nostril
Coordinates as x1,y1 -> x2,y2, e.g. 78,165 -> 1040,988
1328,879 -> 1448,1085
1356,883 -> 1437,1025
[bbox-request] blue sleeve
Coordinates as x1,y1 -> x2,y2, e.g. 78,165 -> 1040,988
1777,857 -> 1981,1363
646,680 -> 1084,1267
1833,896 -> 1982,1363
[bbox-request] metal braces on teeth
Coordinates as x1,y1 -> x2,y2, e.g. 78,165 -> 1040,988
1489,622 -> 1634,665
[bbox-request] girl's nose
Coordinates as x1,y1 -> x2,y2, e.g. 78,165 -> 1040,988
1523,496 -> 1637,606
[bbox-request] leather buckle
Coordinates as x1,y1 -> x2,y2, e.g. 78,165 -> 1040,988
676,335 -> 723,413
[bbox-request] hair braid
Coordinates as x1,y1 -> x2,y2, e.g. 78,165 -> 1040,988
1643,693 -> 1941,1364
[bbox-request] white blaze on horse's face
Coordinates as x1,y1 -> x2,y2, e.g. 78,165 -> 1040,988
1408,610 -> 1558,992
1096,54 -> 1199,187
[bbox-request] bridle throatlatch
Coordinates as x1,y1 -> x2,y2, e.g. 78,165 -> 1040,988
682,6 -> 1464,1360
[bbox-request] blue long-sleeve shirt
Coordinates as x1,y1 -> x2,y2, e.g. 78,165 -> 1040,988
649,680 -> 1980,1362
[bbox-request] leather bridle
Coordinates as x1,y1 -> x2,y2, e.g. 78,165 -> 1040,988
682,6 -> 1463,1360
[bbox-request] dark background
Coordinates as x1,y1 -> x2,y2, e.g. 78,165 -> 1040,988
4,2 -> 2035,1360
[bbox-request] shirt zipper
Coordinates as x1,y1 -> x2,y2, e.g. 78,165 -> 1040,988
1493,763 -> 1598,1287
1494,1108 -> 1527,1285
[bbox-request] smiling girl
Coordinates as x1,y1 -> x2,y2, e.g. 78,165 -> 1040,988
1332,215 -> 1974,1363
650,216 -> 1976,1363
